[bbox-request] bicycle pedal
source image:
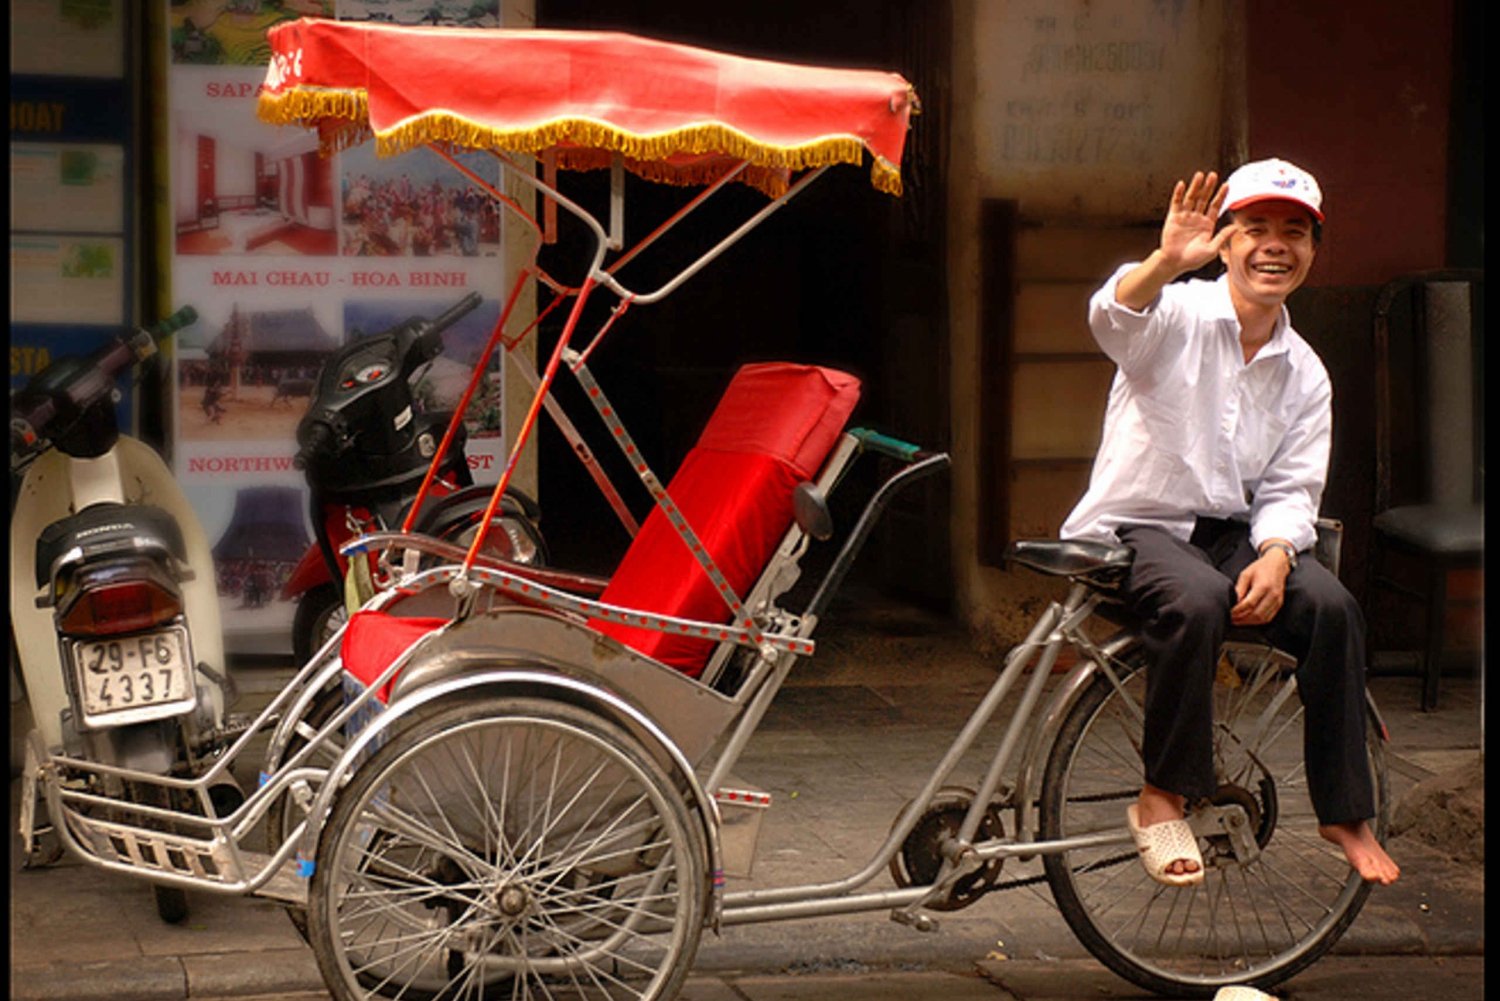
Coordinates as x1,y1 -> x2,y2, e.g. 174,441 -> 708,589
890,907 -> 940,933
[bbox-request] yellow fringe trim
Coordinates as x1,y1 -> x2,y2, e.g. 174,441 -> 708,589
257,88 -> 904,196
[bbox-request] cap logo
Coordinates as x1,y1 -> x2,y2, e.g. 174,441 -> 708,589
1271,178 -> 1297,189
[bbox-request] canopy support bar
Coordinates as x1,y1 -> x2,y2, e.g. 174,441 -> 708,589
598,165 -> 830,305
609,152 -> 625,251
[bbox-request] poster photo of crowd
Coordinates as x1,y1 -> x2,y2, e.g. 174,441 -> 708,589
341,144 -> 504,258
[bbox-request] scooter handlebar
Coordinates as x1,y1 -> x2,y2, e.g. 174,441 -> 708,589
404,292 -> 482,374
294,420 -> 336,470
149,304 -> 198,339
426,292 -> 482,337
9,306 -> 198,465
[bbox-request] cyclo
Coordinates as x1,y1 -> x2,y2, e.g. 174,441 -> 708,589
17,19 -> 1391,1001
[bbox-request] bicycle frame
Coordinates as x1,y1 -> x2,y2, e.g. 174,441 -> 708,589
717,579 -> 1142,928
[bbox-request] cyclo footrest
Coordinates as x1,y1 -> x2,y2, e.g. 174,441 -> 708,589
71,810 -> 238,883
65,808 -> 307,904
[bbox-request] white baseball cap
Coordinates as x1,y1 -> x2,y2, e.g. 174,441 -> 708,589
1221,157 -> 1324,221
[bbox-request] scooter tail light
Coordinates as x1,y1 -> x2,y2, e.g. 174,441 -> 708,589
57,578 -> 184,636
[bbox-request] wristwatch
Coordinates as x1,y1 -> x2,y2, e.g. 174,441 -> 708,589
1260,541 -> 1299,569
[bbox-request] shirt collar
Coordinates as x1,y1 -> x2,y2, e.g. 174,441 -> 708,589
1211,274 -> 1292,360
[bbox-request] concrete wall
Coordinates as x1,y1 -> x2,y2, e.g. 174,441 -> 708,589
500,0 -> 540,499
951,0 -> 1246,645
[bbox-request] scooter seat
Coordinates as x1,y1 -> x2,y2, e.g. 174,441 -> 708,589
35,502 -> 189,589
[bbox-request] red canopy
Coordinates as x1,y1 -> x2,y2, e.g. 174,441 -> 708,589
256,19 -> 916,196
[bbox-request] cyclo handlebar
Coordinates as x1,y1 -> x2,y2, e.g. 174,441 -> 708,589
849,427 -> 936,464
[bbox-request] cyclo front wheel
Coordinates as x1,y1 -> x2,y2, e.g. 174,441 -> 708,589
307,695 -> 708,1001
1039,641 -> 1389,998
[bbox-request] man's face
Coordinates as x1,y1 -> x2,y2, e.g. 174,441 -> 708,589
1219,200 -> 1318,308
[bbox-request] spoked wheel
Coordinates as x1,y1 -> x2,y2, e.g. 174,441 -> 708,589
308,696 -> 707,1001
1040,641 -> 1389,998
293,583 -> 348,667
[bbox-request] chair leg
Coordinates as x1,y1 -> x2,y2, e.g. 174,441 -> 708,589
1421,564 -> 1449,712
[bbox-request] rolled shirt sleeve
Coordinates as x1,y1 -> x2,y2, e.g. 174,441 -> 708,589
1088,264 -> 1174,375
1247,377 -> 1331,555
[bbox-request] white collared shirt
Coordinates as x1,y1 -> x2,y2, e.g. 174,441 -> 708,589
1059,264 -> 1331,553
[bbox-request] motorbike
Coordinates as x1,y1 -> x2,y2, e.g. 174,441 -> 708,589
9,306 -> 238,924
280,291 -> 546,663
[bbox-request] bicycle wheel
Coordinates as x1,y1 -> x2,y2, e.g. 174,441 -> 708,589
308,696 -> 707,1001
1040,640 -> 1389,997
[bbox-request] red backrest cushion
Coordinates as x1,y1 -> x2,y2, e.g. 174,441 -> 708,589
590,363 -> 859,675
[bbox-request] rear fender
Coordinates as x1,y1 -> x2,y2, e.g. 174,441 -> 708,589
411,483 -> 539,535
279,544 -> 332,601
410,483 -> 546,565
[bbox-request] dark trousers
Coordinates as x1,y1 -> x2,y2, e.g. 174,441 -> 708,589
1117,519 -> 1375,825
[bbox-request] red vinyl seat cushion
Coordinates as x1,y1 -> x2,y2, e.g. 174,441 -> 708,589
590,363 -> 859,675
340,609 -> 448,703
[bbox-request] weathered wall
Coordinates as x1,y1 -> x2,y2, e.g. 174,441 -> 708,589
952,0 -> 1246,645
973,0 -> 1241,216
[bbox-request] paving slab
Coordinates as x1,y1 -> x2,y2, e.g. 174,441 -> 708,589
976,955 -> 1486,1000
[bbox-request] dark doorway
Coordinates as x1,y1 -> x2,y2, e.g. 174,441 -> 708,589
530,0 -> 953,609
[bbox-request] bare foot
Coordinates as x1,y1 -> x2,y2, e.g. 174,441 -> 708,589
1319,821 -> 1400,884
1136,785 -> 1200,878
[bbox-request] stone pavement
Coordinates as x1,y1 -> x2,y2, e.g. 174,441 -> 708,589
177,956 -> 1491,1001
9,592 -> 1483,1000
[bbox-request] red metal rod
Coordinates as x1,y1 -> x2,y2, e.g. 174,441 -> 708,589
463,276 -> 599,573
401,265 -> 532,533
429,145 -> 541,237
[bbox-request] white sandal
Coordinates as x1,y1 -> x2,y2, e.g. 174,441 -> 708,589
1126,804 -> 1205,886
1212,987 -> 1279,1000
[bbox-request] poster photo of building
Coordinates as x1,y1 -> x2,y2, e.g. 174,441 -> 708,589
211,484 -> 311,612
173,295 -> 341,446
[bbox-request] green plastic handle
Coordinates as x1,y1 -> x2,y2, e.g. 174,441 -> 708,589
850,427 -> 923,462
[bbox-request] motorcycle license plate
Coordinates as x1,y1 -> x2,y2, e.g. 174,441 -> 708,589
70,627 -> 195,725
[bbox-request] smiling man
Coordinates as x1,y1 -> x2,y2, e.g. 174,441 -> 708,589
1060,159 -> 1401,887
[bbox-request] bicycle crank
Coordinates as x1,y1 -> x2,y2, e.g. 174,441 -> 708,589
889,786 -> 1006,911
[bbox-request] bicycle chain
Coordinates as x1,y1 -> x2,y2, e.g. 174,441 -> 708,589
980,850 -> 1135,896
